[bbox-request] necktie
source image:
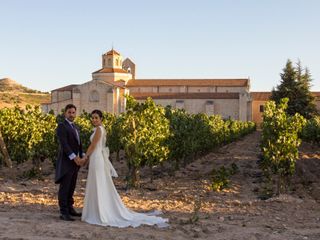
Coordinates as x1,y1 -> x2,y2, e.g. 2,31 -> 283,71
71,123 -> 80,143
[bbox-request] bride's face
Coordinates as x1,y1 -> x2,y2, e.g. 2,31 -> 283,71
91,113 -> 102,127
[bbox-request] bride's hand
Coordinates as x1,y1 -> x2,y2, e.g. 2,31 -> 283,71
77,158 -> 84,167
80,156 -> 89,167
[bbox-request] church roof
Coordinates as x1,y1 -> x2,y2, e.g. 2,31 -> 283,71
52,84 -> 79,92
105,49 -> 120,56
131,92 -> 239,100
92,68 -> 129,74
126,79 -> 249,87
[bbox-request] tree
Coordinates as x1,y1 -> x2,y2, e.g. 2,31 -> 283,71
295,62 -> 317,118
271,59 -> 317,119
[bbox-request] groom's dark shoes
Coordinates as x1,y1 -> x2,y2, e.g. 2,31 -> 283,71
60,214 -> 75,221
69,208 -> 82,217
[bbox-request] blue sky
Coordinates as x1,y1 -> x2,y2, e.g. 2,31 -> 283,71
1,0 -> 319,92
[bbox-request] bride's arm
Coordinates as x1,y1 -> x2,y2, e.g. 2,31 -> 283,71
83,127 -> 102,164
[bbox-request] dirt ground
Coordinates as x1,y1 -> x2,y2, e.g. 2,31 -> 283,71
0,131 -> 320,240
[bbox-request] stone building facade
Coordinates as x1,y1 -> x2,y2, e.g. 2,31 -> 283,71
42,49 -> 319,123
42,49 -> 252,121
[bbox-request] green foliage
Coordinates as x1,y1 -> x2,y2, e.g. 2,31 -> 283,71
211,163 -> 239,191
165,107 -> 256,170
32,111 -> 58,166
301,116 -> 320,145
261,98 -> 306,195
0,97 -> 256,187
0,105 -> 57,165
120,96 -> 170,187
107,114 -> 124,161
74,112 -> 92,151
165,108 -> 201,168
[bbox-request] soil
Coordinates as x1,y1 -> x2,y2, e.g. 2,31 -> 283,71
0,131 -> 320,240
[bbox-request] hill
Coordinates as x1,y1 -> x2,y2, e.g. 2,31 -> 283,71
0,78 -> 50,108
0,78 -> 46,93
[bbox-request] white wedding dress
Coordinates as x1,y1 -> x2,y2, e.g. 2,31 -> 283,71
81,126 -> 169,228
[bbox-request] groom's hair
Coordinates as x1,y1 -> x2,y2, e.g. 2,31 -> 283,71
91,109 -> 103,119
64,104 -> 77,112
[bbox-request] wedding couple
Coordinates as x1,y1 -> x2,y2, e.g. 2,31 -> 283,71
55,104 -> 168,228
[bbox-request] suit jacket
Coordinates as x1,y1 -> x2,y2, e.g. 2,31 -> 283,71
55,120 -> 83,184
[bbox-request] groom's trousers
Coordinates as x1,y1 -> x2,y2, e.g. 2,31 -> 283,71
58,167 -> 78,215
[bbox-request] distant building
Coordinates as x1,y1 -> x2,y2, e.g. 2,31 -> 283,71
42,49 -> 319,124
250,92 -> 320,126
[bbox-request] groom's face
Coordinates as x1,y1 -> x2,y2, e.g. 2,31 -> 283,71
65,107 -> 76,122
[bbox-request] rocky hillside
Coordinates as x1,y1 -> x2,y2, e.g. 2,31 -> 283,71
0,78 -> 50,108
0,78 -> 44,93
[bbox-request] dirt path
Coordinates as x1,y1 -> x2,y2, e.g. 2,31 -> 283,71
0,131 -> 320,240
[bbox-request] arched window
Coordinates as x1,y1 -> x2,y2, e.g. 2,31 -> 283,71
89,90 -> 99,102
108,59 -> 111,66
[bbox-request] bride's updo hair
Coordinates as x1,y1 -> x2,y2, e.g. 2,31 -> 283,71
91,109 -> 103,119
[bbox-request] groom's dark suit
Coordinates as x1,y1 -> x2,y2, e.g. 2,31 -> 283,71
55,119 -> 83,216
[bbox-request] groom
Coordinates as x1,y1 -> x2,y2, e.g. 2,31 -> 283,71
55,104 -> 83,221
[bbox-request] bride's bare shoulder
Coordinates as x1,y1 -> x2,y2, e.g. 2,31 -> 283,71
98,125 -> 105,131
97,125 -> 106,134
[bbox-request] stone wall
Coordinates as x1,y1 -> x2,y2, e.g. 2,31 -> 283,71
136,98 -> 240,119
77,81 -> 114,114
216,86 -> 247,93
51,90 -> 72,103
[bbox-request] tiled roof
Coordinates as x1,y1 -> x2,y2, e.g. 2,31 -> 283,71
130,92 -> 239,100
126,79 -> 249,87
92,68 -> 129,74
250,92 -> 272,101
251,91 -> 320,101
105,49 -> 120,56
52,84 -> 79,92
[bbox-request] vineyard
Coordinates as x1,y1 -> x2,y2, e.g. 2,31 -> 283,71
0,97 -> 320,239
0,96 -> 256,187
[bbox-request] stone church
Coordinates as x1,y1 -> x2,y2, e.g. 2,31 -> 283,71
42,49 -> 253,121
43,49 -> 320,124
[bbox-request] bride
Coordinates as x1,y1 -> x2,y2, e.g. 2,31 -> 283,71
80,109 -> 168,228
